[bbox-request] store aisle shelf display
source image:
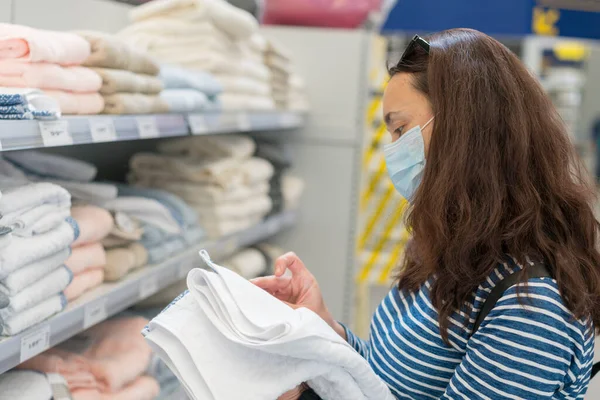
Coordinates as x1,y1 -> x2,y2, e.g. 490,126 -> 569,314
0,111 -> 305,151
0,211 -> 297,374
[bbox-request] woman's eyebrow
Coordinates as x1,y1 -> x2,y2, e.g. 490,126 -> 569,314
384,111 -> 405,126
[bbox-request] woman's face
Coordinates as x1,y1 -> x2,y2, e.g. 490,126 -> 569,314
382,73 -> 434,155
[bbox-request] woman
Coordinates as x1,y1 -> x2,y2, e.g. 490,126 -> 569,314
254,28 -> 600,399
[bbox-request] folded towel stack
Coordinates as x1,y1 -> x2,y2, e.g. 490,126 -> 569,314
264,39 -> 293,110
143,251 -> 395,400
102,184 -> 205,266
159,65 -> 222,113
0,370 -> 71,400
17,316 -> 160,400
64,206 -> 114,301
0,181 -> 77,335
254,139 -> 305,215
0,23 -> 104,115
76,31 -> 168,115
120,0 -> 275,111
3,150 -> 119,205
0,88 -> 61,120
128,134 -> 275,238
289,73 -> 310,112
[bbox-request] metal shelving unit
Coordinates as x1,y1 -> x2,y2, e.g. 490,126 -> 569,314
0,211 -> 297,374
0,111 -> 305,151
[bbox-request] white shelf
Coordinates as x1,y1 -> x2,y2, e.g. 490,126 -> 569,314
0,111 -> 305,151
0,211 -> 297,374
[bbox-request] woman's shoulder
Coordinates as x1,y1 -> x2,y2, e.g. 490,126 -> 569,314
475,257 -> 593,351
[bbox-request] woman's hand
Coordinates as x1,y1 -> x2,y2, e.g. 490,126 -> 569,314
251,252 -> 346,339
277,384 -> 306,400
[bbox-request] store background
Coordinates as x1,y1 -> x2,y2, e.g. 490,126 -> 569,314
0,0 -> 599,398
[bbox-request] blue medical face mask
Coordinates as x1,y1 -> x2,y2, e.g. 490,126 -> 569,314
383,117 -> 434,201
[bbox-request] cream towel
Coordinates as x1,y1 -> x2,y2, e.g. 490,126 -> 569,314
44,90 -> 105,115
93,68 -> 163,95
104,243 -> 148,282
219,93 -> 275,111
102,93 -> 169,114
102,197 -> 180,235
129,153 -> 243,187
214,76 -> 271,96
77,31 -> 159,75
192,195 -> 272,220
201,215 -> 261,238
136,181 -> 269,206
157,134 -> 255,159
0,266 -> 71,315
0,23 -> 90,65
0,61 -> 101,92
118,19 -> 219,50
222,248 -> 267,279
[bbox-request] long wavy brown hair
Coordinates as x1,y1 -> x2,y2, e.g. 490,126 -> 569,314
391,28 -> 600,341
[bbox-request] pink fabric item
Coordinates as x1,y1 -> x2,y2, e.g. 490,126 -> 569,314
0,23 -> 91,65
72,376 -> 160,400
17,348 -> 99,392
71,206 -> 114,247
64,267 -> 104,301
83,317 -> 152,393
0,61 -> 101,92
263,0 -> 381,28
45,90 -> 104,115
65,243 -> 107,275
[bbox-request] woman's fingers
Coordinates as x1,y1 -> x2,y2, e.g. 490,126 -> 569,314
251,275 -> 293,299
274,252 -> 310,278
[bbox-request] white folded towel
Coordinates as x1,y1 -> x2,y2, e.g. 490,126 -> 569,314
0,370 -> 53,400
0,182 -> 70,219
5,203 -> 70,237
1,248 -> 70,295
4,151 -> 97,181
0,266 -> 71,315
144,251 -> 394,400
160,89 -> 210,113
157,134 -> 256,160
193,195 -> 272,220
1,294 -> 66,336
0,220 -> 76,279
102,196 -> 181,235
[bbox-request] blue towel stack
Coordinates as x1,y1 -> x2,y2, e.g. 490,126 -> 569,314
0,93 -> 58,120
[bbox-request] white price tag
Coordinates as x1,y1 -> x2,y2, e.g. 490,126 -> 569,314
139,276 -> 159,299
38,120 -> 72,147
89,118 -> 116,143
237,113 -> 251,131
20,325 -> 50,362
188,114 -> 208,135
84,299 -> 107,329
136,116 -> 159,138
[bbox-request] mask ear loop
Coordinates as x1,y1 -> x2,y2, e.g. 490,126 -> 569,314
422,116 -> 434,130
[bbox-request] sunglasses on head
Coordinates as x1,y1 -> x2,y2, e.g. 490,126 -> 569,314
399,34 -> 430,63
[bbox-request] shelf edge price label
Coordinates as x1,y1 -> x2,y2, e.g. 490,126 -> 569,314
20,325 -> 50,362
139,275 -> 159,300
84,298 -> 107,329
90,118 -> 117,143
136,116 -> 160,138
38,120 -> 72,147
188,114 -> 208,135
237,113 -> 251,131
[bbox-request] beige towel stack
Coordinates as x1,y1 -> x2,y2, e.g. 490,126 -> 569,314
128,135 -> 275,238
77,31 -> 168,114
264,39 -> 292,110
119,0 -> 275,110
101,211 -> 149,282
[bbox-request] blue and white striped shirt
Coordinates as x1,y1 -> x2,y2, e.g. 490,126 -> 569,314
345,260 -> 595,399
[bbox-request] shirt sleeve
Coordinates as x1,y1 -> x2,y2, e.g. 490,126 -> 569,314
442,281 -> 591,399
340,322 -> 371,359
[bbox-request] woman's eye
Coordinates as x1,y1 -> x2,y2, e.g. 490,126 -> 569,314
394,126 -> 405,135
